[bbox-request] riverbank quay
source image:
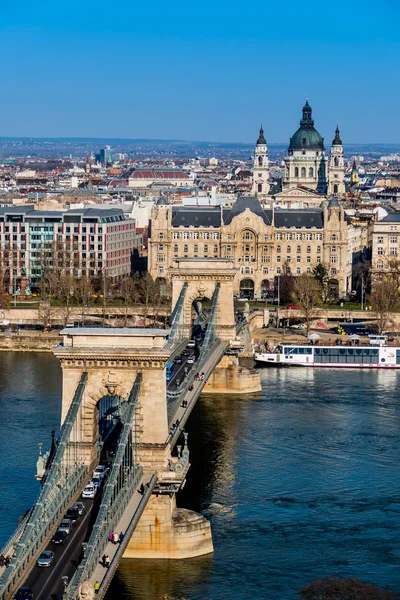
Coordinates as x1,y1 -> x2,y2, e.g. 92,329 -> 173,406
0,331 -> 59,352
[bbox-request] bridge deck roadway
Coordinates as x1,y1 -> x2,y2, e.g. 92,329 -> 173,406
5,339 -> 227,599
168,339 -> 228,448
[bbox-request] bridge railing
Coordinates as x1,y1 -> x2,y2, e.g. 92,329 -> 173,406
0,372 -> 89,599
67,374 -> 143,600
167,284 -> 221,421
168,282 -> 188,346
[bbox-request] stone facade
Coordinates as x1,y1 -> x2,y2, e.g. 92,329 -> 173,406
372,213 -> 400,280
53,329 -> 171,467
149,196 -> 370,299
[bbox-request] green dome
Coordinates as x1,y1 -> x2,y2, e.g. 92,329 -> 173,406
289,126 -> 324,151
289,99 -> 325,151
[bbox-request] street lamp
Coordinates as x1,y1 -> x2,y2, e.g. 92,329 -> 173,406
62,575 -> 69,600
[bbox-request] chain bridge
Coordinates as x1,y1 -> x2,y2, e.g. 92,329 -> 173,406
0,259 -> 260,600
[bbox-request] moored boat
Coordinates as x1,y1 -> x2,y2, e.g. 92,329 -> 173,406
254,336 -> 400,368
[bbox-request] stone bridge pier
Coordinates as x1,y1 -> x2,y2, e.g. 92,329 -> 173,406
53,328 -> 213,559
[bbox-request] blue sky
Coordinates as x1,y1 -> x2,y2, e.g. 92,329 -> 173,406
0,0 -> 399,143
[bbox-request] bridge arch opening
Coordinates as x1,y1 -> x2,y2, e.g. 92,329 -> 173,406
97,394 -> 128,443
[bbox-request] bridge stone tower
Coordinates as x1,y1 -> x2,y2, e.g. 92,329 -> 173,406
54,329 -> 171,469
169,258 -> 237,342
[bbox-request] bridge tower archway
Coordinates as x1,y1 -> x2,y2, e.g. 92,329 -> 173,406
169,258 -> 237,341
54,329 -> 172,469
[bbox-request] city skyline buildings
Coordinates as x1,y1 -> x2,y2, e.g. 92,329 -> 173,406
1,0 -> 399,143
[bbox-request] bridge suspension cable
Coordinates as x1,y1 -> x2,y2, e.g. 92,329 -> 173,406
168,282 -> 188,346
0,372 -> 89,600
66,373 -> 143,600
167,283 -> 221,421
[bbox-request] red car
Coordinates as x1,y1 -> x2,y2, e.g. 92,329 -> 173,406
287,305 -> 300,310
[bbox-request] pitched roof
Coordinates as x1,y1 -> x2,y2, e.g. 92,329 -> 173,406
380,212 -> 400,222
224,196 -> 271,225
273,208 -> 323,228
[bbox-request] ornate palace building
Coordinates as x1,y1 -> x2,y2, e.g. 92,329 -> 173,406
148,100 -> 369,299
149,196 -> 369,300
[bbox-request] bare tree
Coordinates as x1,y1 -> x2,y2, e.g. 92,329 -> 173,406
300,575 -> 400,600
57,273 -> 76,326
94,272 -> 115,327
369,277 -> 398,334
136,273 -> 159,324
292,274 -> 321,336
312,263 -> 330,303
119,276 -> 138,327
74,276 -> 93,326
0,281 -> 10,310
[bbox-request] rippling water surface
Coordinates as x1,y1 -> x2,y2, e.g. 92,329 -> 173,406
1,355 -> 400,599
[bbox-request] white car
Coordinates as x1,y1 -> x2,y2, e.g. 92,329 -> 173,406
186,340 -> 196,348
82,484 -> 97,499
93,465 -> 107,479
187,357 -> 196,364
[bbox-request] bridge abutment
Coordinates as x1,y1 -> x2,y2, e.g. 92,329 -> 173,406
123,493 -> 213,559
203,354 -> 261,394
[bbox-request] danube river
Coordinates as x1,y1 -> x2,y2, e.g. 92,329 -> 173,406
1,354 -> 400,599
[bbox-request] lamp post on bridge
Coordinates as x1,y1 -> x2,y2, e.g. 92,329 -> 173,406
62,575 -> 69,600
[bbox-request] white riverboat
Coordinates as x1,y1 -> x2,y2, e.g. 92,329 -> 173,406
254,336 -> 400,368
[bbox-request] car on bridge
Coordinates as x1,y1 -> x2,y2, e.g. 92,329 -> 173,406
174,355 -> 183,364
51,530 -> 67,545
82,483 -> 97,498
187,340 -> 196,348
13,587 -> 33,600
182,349 -> 190,356
37,550 -> 54,568
93,465 -> 108,479
73,501 -> 86,515
187,357 -> 196,364
58,519 -> 72,535
65,507 -> 80,524
91,476 -> 102,488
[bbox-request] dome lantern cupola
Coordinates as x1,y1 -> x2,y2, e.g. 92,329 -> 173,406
332,124 -> 342,146
300,98 -> 314,127
257,124 -> 266,145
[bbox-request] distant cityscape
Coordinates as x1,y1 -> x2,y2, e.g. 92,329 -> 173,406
0,99 -> 399,305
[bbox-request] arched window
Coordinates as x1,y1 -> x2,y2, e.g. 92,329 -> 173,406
333,184 -> 338,194
258,183 -> 262,193
301,167 -> 306,177
258,156 -> 263,166
173,244 -> 178,253
295,167 -> 299,177
309,167 -> 313,177
334,157 -> 339,167
184,244 -> 188,253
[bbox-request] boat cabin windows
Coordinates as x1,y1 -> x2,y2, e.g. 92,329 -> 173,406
314,347 -> 379,364
283,346 -> 312,355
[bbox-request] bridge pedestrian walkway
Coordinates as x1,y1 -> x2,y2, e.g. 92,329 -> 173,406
83,472 -> 156,599
168,339 -> 228,447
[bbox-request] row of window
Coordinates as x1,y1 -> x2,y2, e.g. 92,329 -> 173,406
294,167 -> 314,178
377,247 -> 398,255
168,231 -> 328,241
377,236 -> 398,244
172,232 -> 220,240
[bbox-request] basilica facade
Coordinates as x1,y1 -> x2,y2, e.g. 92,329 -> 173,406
252,99 -> 345,206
